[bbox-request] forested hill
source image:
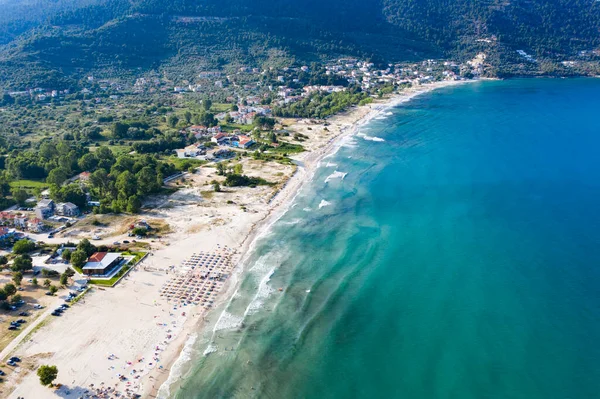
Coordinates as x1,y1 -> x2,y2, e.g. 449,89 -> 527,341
0,0 -> 599,88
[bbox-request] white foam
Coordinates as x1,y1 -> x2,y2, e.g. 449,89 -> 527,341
357,132 -> 385,142
213,311 -> 244,331
302,207 -> 312,212
339,136 -> 358,148
203,342 -> 218,356
281,218 -> 301,225
325,162 -> 338,167
324,170 -> 348,183
155,333 -> 198,399
319,200 -> 332,209
245,268 -> 276,316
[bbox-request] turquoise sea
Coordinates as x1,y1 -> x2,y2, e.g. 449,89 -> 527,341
172,78 -> 600,399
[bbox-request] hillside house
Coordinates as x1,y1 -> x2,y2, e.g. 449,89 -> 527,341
55,202 -> 80,217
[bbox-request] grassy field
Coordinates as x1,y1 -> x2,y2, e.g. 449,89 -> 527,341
219,122 -> 254,133
166,157 -> 208,170
9,179 -> 47,190
211,103 -> 233,113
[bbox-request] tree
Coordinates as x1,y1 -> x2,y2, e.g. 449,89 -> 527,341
202,98 -> 213,111
167,115 -> 179,128
3,283 -> 16,296
267,131 -> 278,143
111,122 -> 129,139
70,250 -> 88,269
127,195 -> 142,213
12,255 -> 33,272
43,279 -> 51,288
216,163 -> 226,176
213,181 -> 221,192
0,289 -> 6,301
254,116 -> 276,130
184,111 -> 192,124
12,272 -> 23,286
0,255 -> 8,265
37,365 -> 58,386
233,164 -> 243,175
49,285 -> 58,295
10,294 -> 22,304
76,239 -> 96,257
11,187 -> 29,206
62,249 -> 72,262
32,277 -> 38,286
116,171 -> 137,198
59,273 -> 68,286
13,239 -> 36,254
78,153 -> 98,171
46,167 -> 69,186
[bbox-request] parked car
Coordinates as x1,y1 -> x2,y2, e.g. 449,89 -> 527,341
18,312 -> 28,316
9,357 -> 20,363
123,240 -> 130,244
33,304 -> 44,309
8,326 -> 18,331
16,319 -> 26,324
6,361 -> 16,367
51,311 -> 61,316
0,369 -> 5,376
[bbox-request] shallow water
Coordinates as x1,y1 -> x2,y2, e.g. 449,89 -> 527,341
172,78 -> 600,399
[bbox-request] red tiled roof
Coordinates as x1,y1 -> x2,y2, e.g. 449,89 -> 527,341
88,252 -> 107,262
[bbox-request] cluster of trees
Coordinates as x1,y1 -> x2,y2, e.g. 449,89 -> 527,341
110,121 -> 156,139
84,153 -> 176,213
6,140 -> 87,180
213,162 -> 269,188
223,174 -> 270,188
0,281 -> 21,309
132,133 -> 186,154
1,136 -> 180,214
272,89 -> 370,119
68,238 -> 97,269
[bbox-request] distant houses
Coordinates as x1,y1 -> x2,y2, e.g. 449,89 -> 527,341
176,144 -> 206,159
55,202 -> 80,217
35,199 -> 55,219
0,212 -> 47,233
35,199 -> 79,219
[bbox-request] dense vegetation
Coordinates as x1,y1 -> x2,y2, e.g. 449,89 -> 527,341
1,137 -> 180,213
273,89 -> 371,119
1,0 -> 598,88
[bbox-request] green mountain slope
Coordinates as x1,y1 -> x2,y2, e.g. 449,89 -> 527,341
0,0 -> 599,88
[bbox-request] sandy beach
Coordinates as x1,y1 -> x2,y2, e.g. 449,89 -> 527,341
2,79 -> 469,399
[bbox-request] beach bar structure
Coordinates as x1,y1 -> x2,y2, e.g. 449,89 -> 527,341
82,252 -> 123,276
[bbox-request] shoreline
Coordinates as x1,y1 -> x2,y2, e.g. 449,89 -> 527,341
149,78 -> 474,398
1,78 -> 474,399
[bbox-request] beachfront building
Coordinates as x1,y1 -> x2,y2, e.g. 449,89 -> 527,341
82,252 -> 124,276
